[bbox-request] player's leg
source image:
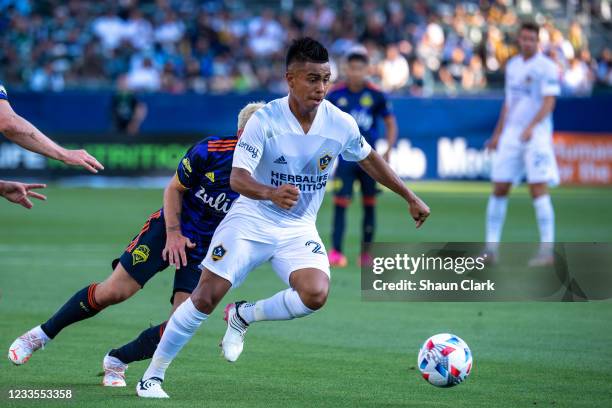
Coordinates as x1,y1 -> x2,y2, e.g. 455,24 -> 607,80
137,269 -> 232,398
102,291 -> 190,387
525,144 -> 558,266
137,219 -> 272,398
357,167 -> 379,266
486,142 -> 522,258
8,263 -> 141,365
222,230 -> 330,362
103,259 -> 201,387
330,159 -> 356,267
8,210 -> 166,365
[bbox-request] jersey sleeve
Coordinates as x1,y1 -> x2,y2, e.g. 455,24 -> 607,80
341,116 -> 372,162
176,144 -> 207,189
232,112 -> 265,173
541,61 -> 561,96
0,84 -> 8,100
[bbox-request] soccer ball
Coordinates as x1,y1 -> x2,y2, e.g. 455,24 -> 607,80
417,333 -> 473,387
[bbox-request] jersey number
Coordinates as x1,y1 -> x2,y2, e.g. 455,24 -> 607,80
305,240 -> 324,255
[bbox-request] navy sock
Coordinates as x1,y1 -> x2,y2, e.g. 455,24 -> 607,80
108,322 -> 167,364
41,283 -> 103,339
363,204 -> 375,252
332,204 -> 347,252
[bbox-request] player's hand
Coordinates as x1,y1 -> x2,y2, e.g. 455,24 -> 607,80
520,126 -> 534,142
269,184 -> 300,210
485,136 -> 499,151
163,231 -> 196,269
60,148 -> 104,173
0,181 -> 47,209
408,195 -> 430,228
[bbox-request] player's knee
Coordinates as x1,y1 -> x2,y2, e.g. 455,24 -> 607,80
94,282 -> 134,306
300,284 -> 329,310
493,184 -> 511,197
190,290 -> 216,314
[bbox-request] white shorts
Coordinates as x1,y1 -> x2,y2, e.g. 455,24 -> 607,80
491,130 -> 559,186
201,212 -> 330,288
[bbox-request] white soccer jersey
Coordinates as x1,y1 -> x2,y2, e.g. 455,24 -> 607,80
231,96 -> 372,226
503,53 -> 561,145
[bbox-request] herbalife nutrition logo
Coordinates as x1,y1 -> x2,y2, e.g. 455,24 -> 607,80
274,156 -> 287,164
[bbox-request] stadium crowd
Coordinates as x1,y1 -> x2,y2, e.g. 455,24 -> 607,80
0,0 -> 610,96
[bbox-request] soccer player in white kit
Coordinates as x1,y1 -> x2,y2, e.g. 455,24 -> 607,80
486,22 -> 561,266
136,37 -> 430,398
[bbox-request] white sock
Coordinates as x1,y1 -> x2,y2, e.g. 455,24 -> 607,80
32,325 -> 50,344
239,288 -> 314,324
486,195 -> 508,251
142,298 -> 207,381
533,194 -> 555,253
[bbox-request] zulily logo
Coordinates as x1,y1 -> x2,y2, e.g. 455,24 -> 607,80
195,186 -> 234,213
238,141 -> 260,159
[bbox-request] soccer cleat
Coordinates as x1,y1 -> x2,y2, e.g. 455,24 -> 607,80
221,301 -> 249,362
8,326 -> 48,365
357,252 -> 373,268
328,249 -> 348,267
102,354 -> 127,387
136,377 -> 168,398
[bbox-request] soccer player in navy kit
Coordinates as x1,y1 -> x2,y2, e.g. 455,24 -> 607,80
326,47 -> 398,267
8,102 -> 264,387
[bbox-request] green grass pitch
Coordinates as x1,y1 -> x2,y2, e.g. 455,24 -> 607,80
1,182 -> 611,407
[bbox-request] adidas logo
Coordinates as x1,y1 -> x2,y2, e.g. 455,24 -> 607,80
274,156 -> 287,164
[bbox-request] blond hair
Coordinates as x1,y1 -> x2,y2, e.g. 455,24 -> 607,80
237,101 -> 266,131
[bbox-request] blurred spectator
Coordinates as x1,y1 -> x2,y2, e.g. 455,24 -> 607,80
379,44 -> 409,92
112,75 -> 147,135
563,58 -> 594,96
30,61 -> 64,91
463,55 -> 487,92
439,47 -> 467,94
247,9 -> 285,57
0,0 -> 608,96
127,57 -> 160,91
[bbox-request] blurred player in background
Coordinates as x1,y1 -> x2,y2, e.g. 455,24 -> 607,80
326,46 -> 397,267
7,102 -> 264,387
0,82 -> 103,208
136,38 -> 428,399
485,22 -> 560,266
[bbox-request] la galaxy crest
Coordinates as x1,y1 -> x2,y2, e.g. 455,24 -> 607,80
319,152 -> 333,171
211,244 -> 226,261
132,245 -> 150,265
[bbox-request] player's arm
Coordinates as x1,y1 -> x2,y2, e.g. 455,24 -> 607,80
0,180 -> 47,209
520,96 -> 556,141
127,101 -> 147,136
230,168 -> 299,210
382,114 -> 397,162
358,150 -> 430,228
0,100 -> 104,173
230,111 -> 300,209
486,103 -> 507,150
378,94 -> 397,162
162,174 -> 195,269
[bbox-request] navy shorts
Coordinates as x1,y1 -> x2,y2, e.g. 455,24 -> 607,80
112,210 -> 203,304
334,159 -> 379,198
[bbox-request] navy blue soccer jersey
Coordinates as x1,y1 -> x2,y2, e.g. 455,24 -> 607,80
326,82 -> 393,145
169,135 -> 239,261
0,83 -> 7,100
